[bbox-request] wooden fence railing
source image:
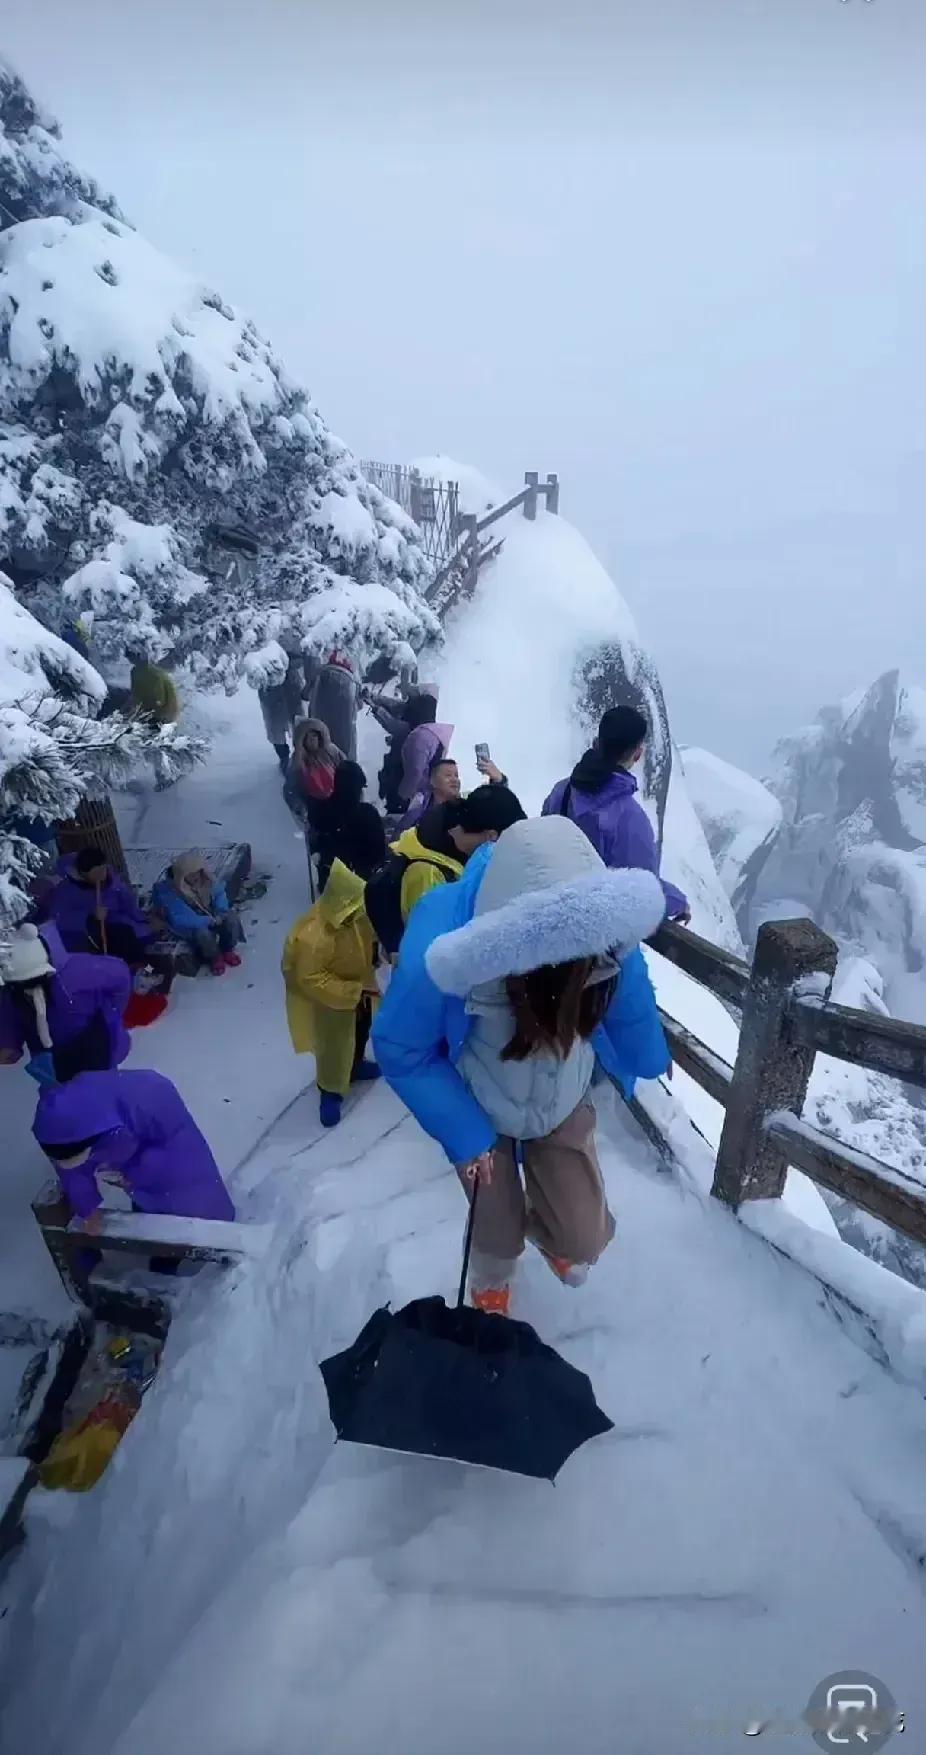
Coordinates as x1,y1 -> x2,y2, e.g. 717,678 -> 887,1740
649,917 -> 926,1247
361,463 -> 461,571
425,470 -> 560,612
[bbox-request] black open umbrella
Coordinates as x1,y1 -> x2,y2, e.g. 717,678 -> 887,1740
319,1184 -> 613,1480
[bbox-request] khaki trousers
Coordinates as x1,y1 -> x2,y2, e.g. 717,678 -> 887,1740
460,1100 -> 615,1283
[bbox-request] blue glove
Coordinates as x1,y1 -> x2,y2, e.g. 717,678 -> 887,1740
25,1051 -> 57,1086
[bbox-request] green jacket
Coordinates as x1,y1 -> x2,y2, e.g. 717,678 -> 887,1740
130,662 -> 179,725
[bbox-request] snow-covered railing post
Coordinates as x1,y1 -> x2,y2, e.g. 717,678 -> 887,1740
712,918 -> 838,1209
523,472 -> 540,520
544,473 -> 560,514
32,1185 -> 94,1310
458,514 -> 480,595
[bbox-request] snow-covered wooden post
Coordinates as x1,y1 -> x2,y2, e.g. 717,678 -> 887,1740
459,514 -> 480,594
32,1182 -> 93,1308
523,472 -> 540,520
545,472 -> 560,514
408,468 -> 423,526
713,918 -> 838,1208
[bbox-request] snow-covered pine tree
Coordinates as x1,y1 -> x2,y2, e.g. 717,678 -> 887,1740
0,571 -> 203,933
0,60 -> 438,690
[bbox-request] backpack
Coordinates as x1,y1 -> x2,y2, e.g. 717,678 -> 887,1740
364,854 -> 457,956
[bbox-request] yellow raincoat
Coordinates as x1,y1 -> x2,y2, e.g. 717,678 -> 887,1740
282,860 -> 376,1097
392,827 -> 463,924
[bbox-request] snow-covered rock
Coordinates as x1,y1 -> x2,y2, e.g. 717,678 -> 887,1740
681,746 -> 782,927
435,484 -> 742,953
754,670 -> 926,1019
803,956 -> 926,1287
0,62 -> 437,689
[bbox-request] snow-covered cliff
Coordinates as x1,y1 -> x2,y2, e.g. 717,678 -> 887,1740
754,671 -> 926,1022
432,464 -> 742,953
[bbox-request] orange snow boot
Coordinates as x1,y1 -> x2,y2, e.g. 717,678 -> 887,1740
541,1253 -> 589,1289
471,1285 -> 511,1317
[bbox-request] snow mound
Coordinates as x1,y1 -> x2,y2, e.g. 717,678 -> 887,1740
681,746 -> 782,925
436,502 -> 741,951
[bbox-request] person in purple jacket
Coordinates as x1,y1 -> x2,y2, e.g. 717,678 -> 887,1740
543,706 -> 690,922
40,846 -> 158,960
398,695 -> 454,811
33,1067 -> 235,1231
0,922 -> 132,1084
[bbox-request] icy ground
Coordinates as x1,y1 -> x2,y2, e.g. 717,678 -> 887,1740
0,699 -> 925,1751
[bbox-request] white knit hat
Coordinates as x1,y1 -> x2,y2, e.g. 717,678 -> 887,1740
2,923 -> 54,986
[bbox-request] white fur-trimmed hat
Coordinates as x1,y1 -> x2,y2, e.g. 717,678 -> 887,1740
425,815 -> 666,997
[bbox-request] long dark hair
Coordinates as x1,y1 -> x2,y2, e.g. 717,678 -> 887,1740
502,958 -> 616,1062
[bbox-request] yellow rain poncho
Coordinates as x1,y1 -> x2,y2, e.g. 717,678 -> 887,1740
282,860 -> 376,1096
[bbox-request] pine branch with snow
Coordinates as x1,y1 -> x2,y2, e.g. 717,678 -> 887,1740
0,572 -> 204,931
0,62 -> 438,690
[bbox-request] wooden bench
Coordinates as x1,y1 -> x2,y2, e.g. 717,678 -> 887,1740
124,841 -> 252,977
32,1182 -> 269,1338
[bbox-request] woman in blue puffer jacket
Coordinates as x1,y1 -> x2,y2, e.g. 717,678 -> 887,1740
372,814 -> 670,1314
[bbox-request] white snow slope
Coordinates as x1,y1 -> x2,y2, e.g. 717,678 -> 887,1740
6,1074 -> 926,1755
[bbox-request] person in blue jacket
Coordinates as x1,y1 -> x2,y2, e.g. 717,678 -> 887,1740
372,814 -> 670,1315
151,852 -> 243,977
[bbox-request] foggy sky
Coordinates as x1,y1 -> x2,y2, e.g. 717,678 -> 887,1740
4,0 -> 924,772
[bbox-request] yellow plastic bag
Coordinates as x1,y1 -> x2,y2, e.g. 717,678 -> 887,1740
39,1394 -> 137,1493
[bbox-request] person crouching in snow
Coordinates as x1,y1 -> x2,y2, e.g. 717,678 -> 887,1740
0,921 -> 132,1084
372,815 -> 670,1316
33,1068 -> 234,1255
282,857 -> 383,1129
152,852 -> 244,976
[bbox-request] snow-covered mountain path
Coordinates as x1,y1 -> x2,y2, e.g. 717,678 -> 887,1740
7,1074 -> 926,1755
4,680 -> 926,1755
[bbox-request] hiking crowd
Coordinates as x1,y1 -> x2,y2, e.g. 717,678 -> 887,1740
279,670 -> 689,1315
2,643 -> 689,1316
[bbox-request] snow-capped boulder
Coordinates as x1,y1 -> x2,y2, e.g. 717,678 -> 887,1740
0,62 -> 437,689
681,746 -> 782,927
435,479 -> 742,952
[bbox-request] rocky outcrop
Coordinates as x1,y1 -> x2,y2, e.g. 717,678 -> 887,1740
680,747 -> 782,929
753,672 -> 926,1018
